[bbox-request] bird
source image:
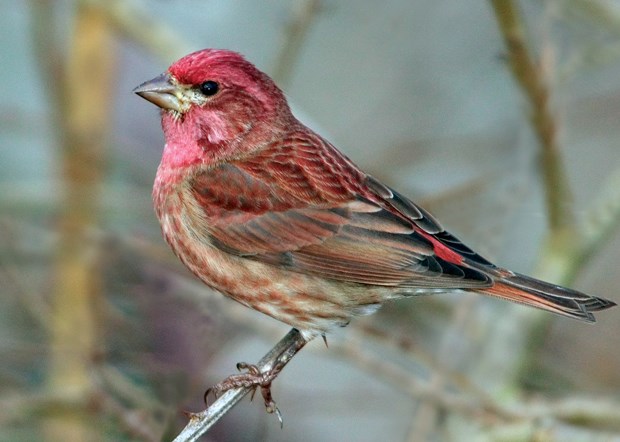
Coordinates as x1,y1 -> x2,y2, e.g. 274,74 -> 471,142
134,48 -> 615,414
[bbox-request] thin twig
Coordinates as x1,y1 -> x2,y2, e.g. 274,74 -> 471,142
0,220 -> 51,330
272,0 -> 322,87
34,2 -> 114,440
556,0 -> 620,80
560,40 -> 620,83
336,332 -> 620,430
537,397 -> 620,430
408,295 -> 480,441
79,0 -> 192,63
28,0 -> 66,126
490,0 -> 574,230
172,328 -> 306,442
334,333 -> 520,424
562,0 -> 620,37
352,321 -> 499,404
522,162 -> 620,287
98,393 -> 164,442
0,391 -> 89,425
574,166 -> 620,278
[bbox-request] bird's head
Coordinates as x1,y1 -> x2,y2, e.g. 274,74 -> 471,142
134,49 -> 292,163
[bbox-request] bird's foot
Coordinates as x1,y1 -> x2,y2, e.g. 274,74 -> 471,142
204,362 -> 284,426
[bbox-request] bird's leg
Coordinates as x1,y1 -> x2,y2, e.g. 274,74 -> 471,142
205,362 -> 285,414
204,329 -> 308,425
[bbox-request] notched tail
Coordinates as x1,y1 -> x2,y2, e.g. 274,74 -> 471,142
483,272 -> 616,323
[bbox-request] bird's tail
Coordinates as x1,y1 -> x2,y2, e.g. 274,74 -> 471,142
482,272 -> 615,322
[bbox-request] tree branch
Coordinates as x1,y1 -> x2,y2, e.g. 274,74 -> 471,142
271,0 -> 322,87
79,0 -> 192,63
172,328 -> 306,442
571,165 -> 620,282
490,0 -> 574,230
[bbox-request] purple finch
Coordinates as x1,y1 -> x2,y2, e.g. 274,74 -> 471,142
134,48 -> 614,411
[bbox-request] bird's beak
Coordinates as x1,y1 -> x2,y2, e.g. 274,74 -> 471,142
133,73 -> 183,112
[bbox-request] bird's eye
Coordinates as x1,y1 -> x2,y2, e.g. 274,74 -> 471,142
199,81 -> 219,96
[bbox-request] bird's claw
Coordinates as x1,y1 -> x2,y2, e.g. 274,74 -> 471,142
203,386 -> 217,406
203,362 -> 285,427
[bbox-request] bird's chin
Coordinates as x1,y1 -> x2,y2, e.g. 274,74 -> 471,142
164,108 -> 184,123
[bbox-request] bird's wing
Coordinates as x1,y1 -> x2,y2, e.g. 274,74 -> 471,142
188,135 -> 492,289
361,174 -> 497,269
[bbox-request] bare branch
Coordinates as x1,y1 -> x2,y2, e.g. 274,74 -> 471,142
562,0 -> 620,36
490,0 -> 574,230
333,332 -> 520,425
272,0 -> 322,87
575,166 -> 620,275
172,328 -> 306,442
80,0 -> 192,63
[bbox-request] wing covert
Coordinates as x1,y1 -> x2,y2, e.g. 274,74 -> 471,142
189,154 -> 492,289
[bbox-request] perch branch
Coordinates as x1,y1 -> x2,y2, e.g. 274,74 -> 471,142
172,328 -> 306,442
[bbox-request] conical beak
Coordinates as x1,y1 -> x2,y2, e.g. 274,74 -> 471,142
133,73 -> 182,112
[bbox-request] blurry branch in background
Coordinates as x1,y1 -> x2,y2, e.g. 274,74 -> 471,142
30,1 -> 114,440
85,0 -> 322,87
577,168 -> 620,275
491,0 -> 620,284
81,0 -> 323,85
336,331 -> 518,424
491,0 -> 574,232
554,0 -> 620,268
397,1 -> 620,440
0,221 -> 51,329
558,0 -> 620,81
30,0 -> 65,135
407,1 -> 583,436
272,0 -> 322,87
93,364 -> 175,440
561,41 -> 620,84
563,0 -> 620,35
409,294 -> 479,440
337,331 -> 620,432
78,0 -> 192,63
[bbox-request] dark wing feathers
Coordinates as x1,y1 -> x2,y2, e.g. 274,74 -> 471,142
364,175 -> 442,234
190,133 -> 492,289
364,175 -> 495,268
433,230 -> 494,266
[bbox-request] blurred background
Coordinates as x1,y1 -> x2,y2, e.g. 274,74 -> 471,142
1,0 -> 620,440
